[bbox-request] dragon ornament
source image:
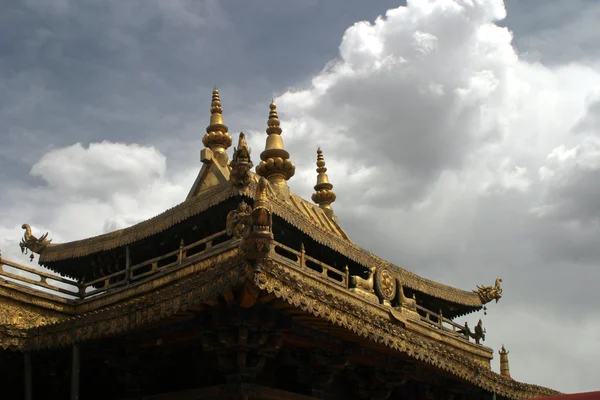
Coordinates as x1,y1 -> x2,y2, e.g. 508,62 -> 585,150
19,224 -> 52,261
474,278 -> 502,304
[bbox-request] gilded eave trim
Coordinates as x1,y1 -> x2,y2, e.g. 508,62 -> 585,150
1,252 -> 248,351
267,194 -> 483,308
36,178 -> 482,307
39,182 -> 241,263
255,259 -> 560,400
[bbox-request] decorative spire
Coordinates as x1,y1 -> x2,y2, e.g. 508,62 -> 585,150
256,101 -> 295,197
311,147 -> 336,218
202,88 -> 232,167
499,345 -> 511,379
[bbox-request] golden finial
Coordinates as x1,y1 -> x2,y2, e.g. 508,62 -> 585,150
202,88 -> 232,167
311,147 -> 336,218
499,345 -> 511,379
256,101 -> 295,197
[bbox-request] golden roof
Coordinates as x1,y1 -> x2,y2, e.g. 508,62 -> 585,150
25,91 -> 491,309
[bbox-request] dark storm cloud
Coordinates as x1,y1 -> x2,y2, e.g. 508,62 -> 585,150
503,0 -> 600,64
2,0 -> 600,393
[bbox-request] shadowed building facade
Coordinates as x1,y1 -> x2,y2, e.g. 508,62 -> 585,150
0,90 -> 561,400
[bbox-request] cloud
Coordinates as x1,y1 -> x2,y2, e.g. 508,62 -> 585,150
273,0 -> 600,392
2,0 -> 600,394
0,142 -> 191,263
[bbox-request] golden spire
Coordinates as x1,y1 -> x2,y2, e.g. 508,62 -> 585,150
311,148 -> 336,218
202,88 -> 232,167
256,101 -> 295,197
499,345 -> 511,379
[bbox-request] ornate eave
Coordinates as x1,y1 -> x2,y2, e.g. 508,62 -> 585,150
28,177 -> 485,309
0,251 -> 559,399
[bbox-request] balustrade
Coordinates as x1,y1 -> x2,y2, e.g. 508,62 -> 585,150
3,234 -> 480,348
415,304 -> 471,339
0,230 -> 232,301
272,241 -> 348,289
0,257 -> 80,298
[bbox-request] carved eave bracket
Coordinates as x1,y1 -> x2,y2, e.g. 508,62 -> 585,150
474,278 -> 503,304
19,224 -> 53,261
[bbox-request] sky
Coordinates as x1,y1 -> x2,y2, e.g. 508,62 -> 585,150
1,0 -> 599,393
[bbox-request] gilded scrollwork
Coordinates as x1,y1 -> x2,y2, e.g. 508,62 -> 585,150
0,297 -> 63,330
226,201 -> 253,239
254,258 -> 560,400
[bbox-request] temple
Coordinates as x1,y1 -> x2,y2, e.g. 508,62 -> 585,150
0,90 -> 561,400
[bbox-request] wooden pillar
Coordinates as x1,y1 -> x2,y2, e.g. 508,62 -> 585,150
24,351 -> 32,400
71,344 -> 80,400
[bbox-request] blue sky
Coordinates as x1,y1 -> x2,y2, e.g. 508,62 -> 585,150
2,0 -> 600,393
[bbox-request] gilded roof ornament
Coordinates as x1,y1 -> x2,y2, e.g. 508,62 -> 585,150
19,224 -> 52,261
240,177 -> 274,262
474,278 -> 502,304
230,132 -> 253,189
226,201 -> 252,239
256,101 -> 295,198
202,88 -> 232,167
311,147 -> 336,218
458,319 -> 486,345
499,345 -> 511,379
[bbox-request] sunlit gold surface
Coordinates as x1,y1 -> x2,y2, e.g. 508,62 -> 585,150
474,278 -> 503,304
201,89 -> 232,167
311,148 -> 336,219
500,345 -> 511,379
256,102 -> 295,197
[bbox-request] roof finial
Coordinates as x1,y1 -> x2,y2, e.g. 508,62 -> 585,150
256,101 -> 295,198
499,345 -> 512,379
311,147 -> 336,218
202,88 -> 232,167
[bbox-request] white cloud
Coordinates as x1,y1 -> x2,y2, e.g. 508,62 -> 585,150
0,142 -> 191,264
273,0 -> 600,392
2,0 -> 600,394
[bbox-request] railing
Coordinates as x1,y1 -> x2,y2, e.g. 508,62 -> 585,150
0,230 -> 233,301
0,256 -> 80,298
415,304 -> 471,339
269,243 -> 479,345
272,241 -> 348,289
79,230 -> 230,299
